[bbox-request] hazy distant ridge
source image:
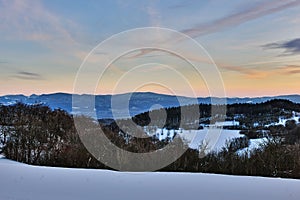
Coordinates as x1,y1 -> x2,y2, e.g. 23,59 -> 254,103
1,92 -> 299,119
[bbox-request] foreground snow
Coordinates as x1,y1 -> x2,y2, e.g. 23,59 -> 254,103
0,156 -> 299,200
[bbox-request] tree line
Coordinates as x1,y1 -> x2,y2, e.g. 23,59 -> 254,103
0,100 -> 300,178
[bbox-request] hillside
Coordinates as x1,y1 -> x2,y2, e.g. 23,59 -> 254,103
0,155 -> 299,200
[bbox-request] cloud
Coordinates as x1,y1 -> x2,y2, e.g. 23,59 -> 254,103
0,0 -> 83,58
220,65 -> 268,79
126,1 -> 300,60
181,0 -> 300,38
146,5 -> 161,27
220,63 -> 300,78
125,49 -> 163,59
285,69 -> 300,74
276,65 -> 300,74
220,64 -> 300,78
281,65 -> 300,69
263,38 -> 300,56
124,48 -> 214,67
13,71 -> 43,80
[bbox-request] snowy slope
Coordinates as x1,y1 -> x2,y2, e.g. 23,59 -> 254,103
0,156 -> 299,200
147,127 -> 243,151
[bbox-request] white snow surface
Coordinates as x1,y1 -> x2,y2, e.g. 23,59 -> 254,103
215,120 -> 240,127
146,127 -> 244,152
182,128 -> 243,151
1,155 -> 300,200
266,111 -> 300,127
237,138 -> 269,156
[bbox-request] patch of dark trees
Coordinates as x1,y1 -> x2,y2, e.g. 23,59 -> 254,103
132,99 -> 300,130
0,100 -> 300,179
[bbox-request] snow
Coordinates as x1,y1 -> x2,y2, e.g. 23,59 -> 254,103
147,127 -> 273,155
0,156 -> 300,200
214,120 -> 240,127
238,138 -> 268,156
145,127 -> 244,152
248,138 -> 269,150
266,111 -> 300,127
253,122 -> 259,127
275,116 -> 299,126
181,128 -> 243,151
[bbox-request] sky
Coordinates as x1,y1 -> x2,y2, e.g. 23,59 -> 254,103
1,0 -> 300,97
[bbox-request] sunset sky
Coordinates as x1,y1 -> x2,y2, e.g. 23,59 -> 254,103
1,0 -> 300,97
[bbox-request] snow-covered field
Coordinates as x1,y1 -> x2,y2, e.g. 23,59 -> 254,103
182,128 -> 243,151
146,127 -> 244,152
0,155 -> 299,200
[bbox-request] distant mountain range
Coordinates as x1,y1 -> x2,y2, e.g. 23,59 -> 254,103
1,92 -> 300,119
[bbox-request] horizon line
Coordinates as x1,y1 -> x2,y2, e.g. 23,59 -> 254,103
1,91 -> 300,99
